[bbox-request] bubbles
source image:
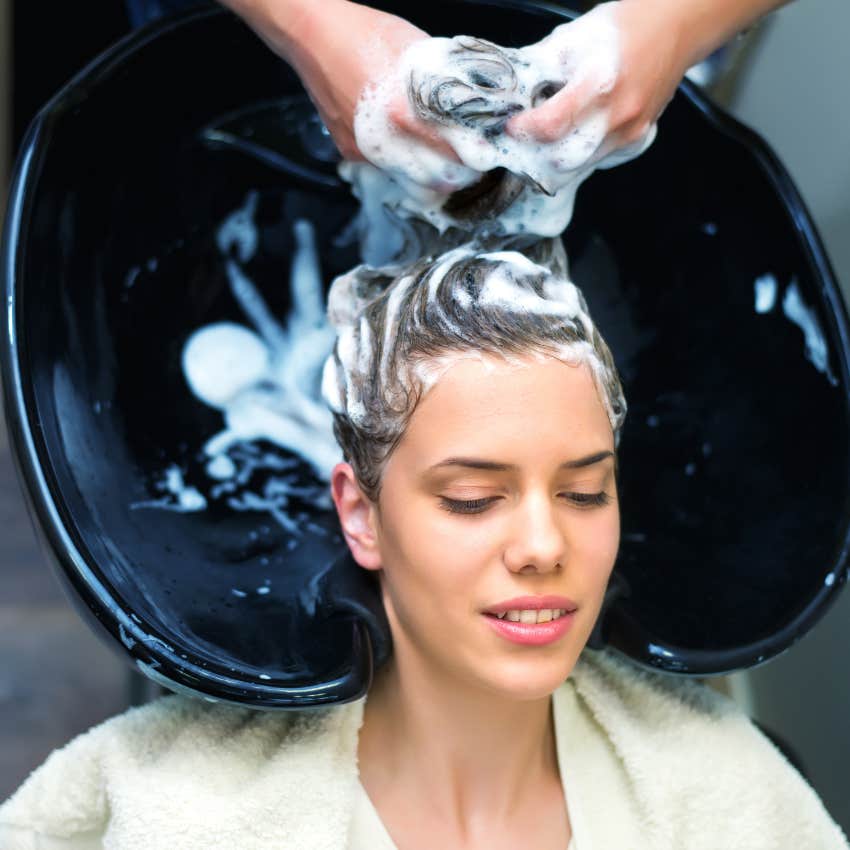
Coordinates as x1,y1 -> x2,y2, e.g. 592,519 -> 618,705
130,464 -> 207,513
753,273 -> 778,314
782,278 -> 838,385
216,190 -> 260,262
182,323 -> 270,409
134,201 -> 340,538
206,454 -> 237,480
347,4 -> 655,241
322,243 -> 625,443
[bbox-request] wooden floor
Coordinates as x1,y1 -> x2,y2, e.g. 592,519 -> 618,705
0,392 -> 139,801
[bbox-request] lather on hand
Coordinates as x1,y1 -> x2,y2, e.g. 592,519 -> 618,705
218,0 -> 792,191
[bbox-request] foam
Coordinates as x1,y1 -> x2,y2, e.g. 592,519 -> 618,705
182,322 -> 269,409
346,2 -> 655,245
322,245 -> 626,441
134,202 -> 340,531
137,11 -> 640,528
782,278 -> 838,386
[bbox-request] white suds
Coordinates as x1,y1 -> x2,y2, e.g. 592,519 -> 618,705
134,198 -> 340,532
321,246 -> 625,439
782,278 -> 837,385
347,3 -> 655,244
754,273 -> 777,314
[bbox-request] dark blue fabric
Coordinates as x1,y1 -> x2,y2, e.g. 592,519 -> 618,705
125,0 -> 212,28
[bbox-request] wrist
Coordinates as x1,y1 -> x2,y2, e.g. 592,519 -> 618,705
619,0 -> 778,70
614,0 -> 696,76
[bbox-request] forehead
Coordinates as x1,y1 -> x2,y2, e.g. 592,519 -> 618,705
398,352 -> 613,464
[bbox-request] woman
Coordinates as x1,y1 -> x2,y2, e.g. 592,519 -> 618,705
1,3 -> 846,847
1,240 -> 847,848
322,240 -> 626,850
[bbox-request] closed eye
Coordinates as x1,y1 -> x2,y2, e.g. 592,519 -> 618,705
439,496 -> 497,515
568,491 -> 610,508
439,492 -> 610,515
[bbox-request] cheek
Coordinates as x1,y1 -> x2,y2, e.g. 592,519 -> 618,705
378,501 -> 495,608
382,482 -> 494,560
573,508 -> 620,576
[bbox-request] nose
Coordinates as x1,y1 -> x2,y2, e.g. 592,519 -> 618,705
502,491 -> 567,575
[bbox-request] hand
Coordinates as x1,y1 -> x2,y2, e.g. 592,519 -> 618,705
506,0 -> 690,163
245,0 -> 460,166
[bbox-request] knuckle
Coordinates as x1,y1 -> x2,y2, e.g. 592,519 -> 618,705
618,94 -> 645,126
534,112 -> 567,143
623,120 -> 651,146
388,100 -> 414,131
338,139 -> 362,161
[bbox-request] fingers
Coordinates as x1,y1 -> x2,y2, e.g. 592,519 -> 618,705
506,84 -> 585,143
337,141 -> 367,162
590,119 -> 656,169
504,73 -> 657,173
313,105 -> 367,162
382,93 -> 474,193
386,95 -> 462,163
331,128 -> 367,162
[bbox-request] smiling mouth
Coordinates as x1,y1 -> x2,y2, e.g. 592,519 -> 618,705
484,608 -> 572,624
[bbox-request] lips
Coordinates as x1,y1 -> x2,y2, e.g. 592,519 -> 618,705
482,594 -> 578,615
483,608 -> 576,646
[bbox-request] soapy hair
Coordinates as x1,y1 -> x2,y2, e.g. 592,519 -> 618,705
324,25 -> 634,502
406,35 -> 565,220
321,237 -> 626,502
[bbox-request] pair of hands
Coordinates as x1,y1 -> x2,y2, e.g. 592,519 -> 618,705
255,0 -> 697,192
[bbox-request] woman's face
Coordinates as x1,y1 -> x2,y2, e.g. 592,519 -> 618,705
333,352 -> 619,701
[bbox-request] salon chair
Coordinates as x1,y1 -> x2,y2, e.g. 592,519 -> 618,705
2,1 -> 849,709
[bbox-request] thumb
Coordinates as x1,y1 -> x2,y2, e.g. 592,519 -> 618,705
387,94 -> 463,163
506,84 -> 584,143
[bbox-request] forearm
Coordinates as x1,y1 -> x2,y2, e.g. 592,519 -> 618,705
627,0 -> 793,71
214,0 -> 431,162
216,0 -> 336,66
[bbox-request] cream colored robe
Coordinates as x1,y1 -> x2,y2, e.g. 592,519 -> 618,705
0,648 -> 846,850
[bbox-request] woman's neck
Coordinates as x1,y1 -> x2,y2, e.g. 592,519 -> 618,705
357,641 -> 561,834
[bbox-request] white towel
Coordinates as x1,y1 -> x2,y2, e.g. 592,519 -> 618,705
1,648 -> 846,850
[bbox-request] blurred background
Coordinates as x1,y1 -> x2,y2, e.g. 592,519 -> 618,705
0,0 -> 848,833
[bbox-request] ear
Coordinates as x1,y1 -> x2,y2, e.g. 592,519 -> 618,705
330,462 -> 382,571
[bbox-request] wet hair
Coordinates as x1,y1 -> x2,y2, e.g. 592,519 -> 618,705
406,36 -> 565,219
324,31 -> 630,501
321,236 -> 626,502
408,36 -> 563,138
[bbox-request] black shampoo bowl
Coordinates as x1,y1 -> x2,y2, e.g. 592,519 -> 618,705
2,2 -> 849,707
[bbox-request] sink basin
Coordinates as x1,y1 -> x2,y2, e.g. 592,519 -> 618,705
3,1 -> 849,706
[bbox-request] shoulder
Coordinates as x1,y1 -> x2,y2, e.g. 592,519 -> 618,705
0,693 -> 365,847
567,649 -> 849,848
570,647 -> 741,730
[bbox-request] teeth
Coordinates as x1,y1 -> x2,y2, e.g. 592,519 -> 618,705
494,608 -> 570,624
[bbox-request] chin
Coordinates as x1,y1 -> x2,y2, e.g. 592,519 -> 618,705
477,650 -> 583,702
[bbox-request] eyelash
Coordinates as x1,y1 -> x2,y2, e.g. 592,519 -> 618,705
439,492 -> 610,515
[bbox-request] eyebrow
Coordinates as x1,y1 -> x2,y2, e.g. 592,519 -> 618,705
426,450 -> 615,473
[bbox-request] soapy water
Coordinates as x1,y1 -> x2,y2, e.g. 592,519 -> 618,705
131,10 -> 653,535
130,464 -> 207,513
753,272 -> 837,386
320,241 -> 626,443
131,192 -> 341,532
347,2 -> 655,254
781,278 -> 838,386
753,273 -> 777,314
